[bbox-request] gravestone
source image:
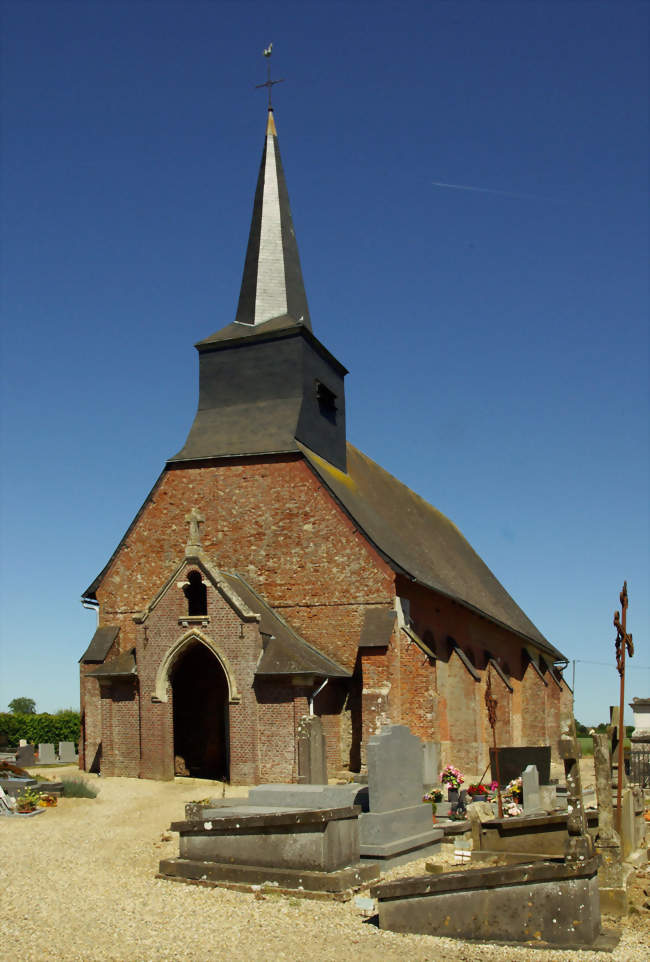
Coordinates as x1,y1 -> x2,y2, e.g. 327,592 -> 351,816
608,706 -> 627,789
58,742 -> 78,764
558,721 -> 593,863
297,716 -> 327,784
593,731 -> 627,915
158,805 -> 379,897
16,745 -> 35,767
249,724 -> 443,865
355,724 -> 442,862
490,746 -> 551,786
422,741 -> 440,788
522,764 -> 541,813
372,857 -> 603,947
38,743 -> 57,764
538,784 -> 558,811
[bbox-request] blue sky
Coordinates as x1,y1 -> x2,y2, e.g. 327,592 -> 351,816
1,0 -> 647,726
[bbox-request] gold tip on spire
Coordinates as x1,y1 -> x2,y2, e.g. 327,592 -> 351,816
266,109 -> 277,136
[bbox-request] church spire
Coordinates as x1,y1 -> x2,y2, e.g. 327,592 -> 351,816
234,108 -> 312,330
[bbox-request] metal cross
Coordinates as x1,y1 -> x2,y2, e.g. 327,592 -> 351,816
613,581 -> 633,828
256,43 -> 284,108
484,668 -> 503,817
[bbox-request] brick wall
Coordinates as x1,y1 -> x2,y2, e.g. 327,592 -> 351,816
81,452 -> 570,782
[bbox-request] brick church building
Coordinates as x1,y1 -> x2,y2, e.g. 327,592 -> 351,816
79,108 -> 572,783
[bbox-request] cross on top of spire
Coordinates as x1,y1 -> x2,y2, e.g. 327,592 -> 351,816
256,42 -> 285,108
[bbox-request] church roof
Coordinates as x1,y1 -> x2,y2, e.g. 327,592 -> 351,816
85,649 -> 137,679
232,108 -> 311,333
298,441 -> 564,661
79,625 -> 120,664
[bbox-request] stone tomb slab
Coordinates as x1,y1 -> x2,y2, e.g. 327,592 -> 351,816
372,857 -> 604,948
159,805 -> 379,898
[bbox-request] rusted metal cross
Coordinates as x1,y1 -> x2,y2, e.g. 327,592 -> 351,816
256,43 -> 284,108
485,668 -> 503,817
614,581 -> 634,828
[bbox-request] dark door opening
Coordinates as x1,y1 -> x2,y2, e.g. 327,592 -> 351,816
171,642 -> 229,780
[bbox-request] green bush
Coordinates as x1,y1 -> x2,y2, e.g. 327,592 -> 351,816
0,710 -> 80,750
60,777 -> 98,799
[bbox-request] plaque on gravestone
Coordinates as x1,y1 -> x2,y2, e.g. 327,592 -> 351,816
490,746 -> 551,786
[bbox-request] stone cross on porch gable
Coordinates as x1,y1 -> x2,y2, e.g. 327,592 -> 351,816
185,507 -> 205,550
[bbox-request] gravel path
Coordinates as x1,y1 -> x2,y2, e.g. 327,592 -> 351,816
2,767 -> 648,962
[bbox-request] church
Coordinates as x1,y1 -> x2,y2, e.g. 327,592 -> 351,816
79,107 -> 572,783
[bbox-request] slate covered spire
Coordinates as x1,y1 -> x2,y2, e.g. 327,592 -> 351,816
234,109 -> 311,329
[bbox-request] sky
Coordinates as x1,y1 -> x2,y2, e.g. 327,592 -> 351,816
0,0 -> 648,726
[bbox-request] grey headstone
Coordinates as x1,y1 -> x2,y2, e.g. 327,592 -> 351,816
539,784 -> 558,812
16,745 -> 35,767
522,764 -> 541,813
367,724 -> 422,813
422,741 -> 440,788
296,716 -> 327,784
38,743 -> 57,764
58,742 -> 78,764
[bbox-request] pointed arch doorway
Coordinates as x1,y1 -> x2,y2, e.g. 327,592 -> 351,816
171,641 -> 230,780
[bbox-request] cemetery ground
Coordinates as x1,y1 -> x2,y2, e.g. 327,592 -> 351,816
2,764 -> 648,962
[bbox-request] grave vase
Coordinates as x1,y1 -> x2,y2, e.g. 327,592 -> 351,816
448,789 -> 459,808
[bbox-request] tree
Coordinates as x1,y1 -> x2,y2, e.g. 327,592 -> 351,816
8,697 -> 36,714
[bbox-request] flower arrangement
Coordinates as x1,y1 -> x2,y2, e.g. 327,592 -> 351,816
16,786 -> 41,813
506,777 -> 522,802
423,788 -> 443,805
467,783 -> 488,797
440,765 -> 464,790
505,800 -> 523,817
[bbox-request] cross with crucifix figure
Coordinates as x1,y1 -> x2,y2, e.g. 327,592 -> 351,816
613,581 -> 634,828
256,43 -> 285,108
185,507 -> 205,549
484,669 -> 504,817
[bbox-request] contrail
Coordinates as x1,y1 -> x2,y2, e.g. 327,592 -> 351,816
432,180 -> 540,200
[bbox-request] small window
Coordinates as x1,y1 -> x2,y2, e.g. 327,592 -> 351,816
316,381 -> 337,424
183,570 -> 207,616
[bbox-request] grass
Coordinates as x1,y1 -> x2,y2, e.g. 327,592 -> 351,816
577,735 -> 631,756
60,777 -> 99,798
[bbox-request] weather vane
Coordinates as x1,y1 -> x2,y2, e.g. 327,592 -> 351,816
256,43 -> 285,109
